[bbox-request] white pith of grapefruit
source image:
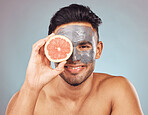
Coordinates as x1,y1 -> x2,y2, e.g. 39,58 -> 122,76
44,35 -> 73,62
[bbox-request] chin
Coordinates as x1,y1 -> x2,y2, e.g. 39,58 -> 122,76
59,68 -> 93,86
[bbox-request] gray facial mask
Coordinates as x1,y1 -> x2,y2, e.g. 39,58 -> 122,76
55,25 -> 97,64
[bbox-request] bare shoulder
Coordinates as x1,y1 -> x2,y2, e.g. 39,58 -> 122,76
93,73 -> 136,91
93,73 -> 143,115
93,72 -> 128,83
6,91 -> 20,115
92,73 -> 129,95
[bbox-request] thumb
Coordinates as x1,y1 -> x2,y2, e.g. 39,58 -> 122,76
52,61 -> 66,76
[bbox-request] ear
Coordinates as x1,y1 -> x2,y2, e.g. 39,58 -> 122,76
96,41 -> 103,59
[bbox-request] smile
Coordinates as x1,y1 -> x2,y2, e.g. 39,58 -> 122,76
64,65 -> 86,74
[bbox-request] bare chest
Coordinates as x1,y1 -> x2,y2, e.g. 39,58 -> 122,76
34,95 -> 111,115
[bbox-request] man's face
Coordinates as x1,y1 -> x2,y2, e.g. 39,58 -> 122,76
54,23 -> 98,86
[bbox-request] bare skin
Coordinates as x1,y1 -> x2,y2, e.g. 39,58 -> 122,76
6,22 -> 143,115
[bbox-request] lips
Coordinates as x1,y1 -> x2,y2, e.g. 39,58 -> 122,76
64,65 -> 86,74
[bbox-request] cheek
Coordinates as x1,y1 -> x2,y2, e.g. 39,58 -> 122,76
80,49 -> 96,64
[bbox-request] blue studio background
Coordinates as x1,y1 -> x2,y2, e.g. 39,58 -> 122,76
0,0 -> 148,114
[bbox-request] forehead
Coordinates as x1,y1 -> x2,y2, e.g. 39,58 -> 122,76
54,23 -> 97,43
54,22 -> 95,32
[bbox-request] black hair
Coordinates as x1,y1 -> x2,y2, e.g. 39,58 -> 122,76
48,4 -> 102,40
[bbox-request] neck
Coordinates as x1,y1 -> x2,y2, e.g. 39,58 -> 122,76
56,73 -> 94,102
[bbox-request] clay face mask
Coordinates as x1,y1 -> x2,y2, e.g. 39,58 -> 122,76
55,25 -> 97,64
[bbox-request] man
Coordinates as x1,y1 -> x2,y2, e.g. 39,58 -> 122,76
6,4 -> 143,115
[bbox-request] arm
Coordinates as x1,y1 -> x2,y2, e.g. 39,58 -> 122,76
111,77 -> 143,115
6,34 -> 66,115
6,85 -> 41,115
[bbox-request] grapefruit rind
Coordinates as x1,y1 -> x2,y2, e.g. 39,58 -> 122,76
44,35 -> 73,62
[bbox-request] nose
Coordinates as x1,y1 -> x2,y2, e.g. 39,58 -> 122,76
67,47 -> 81,62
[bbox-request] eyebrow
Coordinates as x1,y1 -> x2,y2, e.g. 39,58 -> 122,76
79,41 -> 92,45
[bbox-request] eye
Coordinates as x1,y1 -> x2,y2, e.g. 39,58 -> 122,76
77,44 -> 92,51
79,45 -> 90,48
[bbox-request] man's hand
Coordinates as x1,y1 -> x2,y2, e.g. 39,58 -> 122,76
24,33 -> 66,91
6,34 -> 66,115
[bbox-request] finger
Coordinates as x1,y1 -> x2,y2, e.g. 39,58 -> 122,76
51,61 -> 67,76
39,50 -> 51,67
39,46 -> 45,56
32,40 -> 46,56
31,33 -> 55,56
44,33 -> 55,42
39,33 -> 56,55
44,56 -> 51,68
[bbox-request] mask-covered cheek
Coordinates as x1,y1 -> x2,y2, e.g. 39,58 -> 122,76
80,48 -> 96,64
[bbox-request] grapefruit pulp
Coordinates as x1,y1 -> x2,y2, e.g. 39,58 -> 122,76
44,35 -> 73,62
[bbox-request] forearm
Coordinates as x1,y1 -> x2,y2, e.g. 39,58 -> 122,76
6,83 -> 41,115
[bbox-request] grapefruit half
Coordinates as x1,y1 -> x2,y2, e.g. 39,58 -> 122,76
44,35 -> 73,62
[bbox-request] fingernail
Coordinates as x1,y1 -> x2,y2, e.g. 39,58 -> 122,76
62,61 -> 67,64
49,33 -> 55,37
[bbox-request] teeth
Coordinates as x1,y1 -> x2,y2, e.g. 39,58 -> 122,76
68,66 -> 82,70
